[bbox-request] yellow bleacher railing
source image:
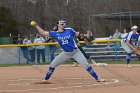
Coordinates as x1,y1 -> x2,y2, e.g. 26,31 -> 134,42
0,39 -> 121,48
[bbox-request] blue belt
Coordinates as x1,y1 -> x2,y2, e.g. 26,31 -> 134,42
65,48 -> 77,52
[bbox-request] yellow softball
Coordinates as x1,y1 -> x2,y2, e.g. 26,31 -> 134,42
30,21 -> 37,26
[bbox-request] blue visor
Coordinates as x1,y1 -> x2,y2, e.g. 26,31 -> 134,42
58,20 -> 66,25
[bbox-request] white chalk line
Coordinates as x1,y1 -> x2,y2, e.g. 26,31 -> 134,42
0,78 -> 119,92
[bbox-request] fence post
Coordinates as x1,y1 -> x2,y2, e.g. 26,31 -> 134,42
18,47 -> 20,64
46,46 -> 50,63
115,42 -> 118,61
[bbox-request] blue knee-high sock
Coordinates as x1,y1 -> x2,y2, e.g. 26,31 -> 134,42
126,53 -> 131,64
45,67 -> 55,80
87,66 -> 98,80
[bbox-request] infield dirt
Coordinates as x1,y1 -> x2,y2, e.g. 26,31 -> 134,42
0,64 -> 140,93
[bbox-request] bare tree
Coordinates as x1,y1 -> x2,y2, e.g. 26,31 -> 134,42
1,0 -> 140,37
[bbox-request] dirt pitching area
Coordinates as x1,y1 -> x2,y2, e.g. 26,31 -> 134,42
0,64 -> 140,93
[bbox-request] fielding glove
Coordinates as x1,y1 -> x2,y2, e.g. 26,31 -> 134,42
135,48 -> 140,55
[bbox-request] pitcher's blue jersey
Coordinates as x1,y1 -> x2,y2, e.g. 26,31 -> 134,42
123,31 -> 139,45
49,28 -> 77,52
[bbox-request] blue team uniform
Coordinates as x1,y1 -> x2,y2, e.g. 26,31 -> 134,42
123,31 -> 139,46
45,27 -> 99,81
33,20 -> 104,81
121,31 -> 140,65
49,28 -> 77,52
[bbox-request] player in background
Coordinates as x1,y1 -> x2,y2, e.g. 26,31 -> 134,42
121,25 -> 139,67
30,20 -> 105,82
85,30 -> 95,46
73,37 -> 97,67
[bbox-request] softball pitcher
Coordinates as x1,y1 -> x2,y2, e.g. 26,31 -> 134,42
30,20 -> 105,82
121,25 -> 139,67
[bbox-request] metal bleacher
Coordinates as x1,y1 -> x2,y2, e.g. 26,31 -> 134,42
84,43 -> 139,62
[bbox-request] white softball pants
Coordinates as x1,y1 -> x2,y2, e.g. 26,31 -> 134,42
50,49 -> 90,69
121,40 -> 133,53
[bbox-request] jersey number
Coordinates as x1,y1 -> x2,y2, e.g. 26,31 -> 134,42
62,40 -> 68,45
